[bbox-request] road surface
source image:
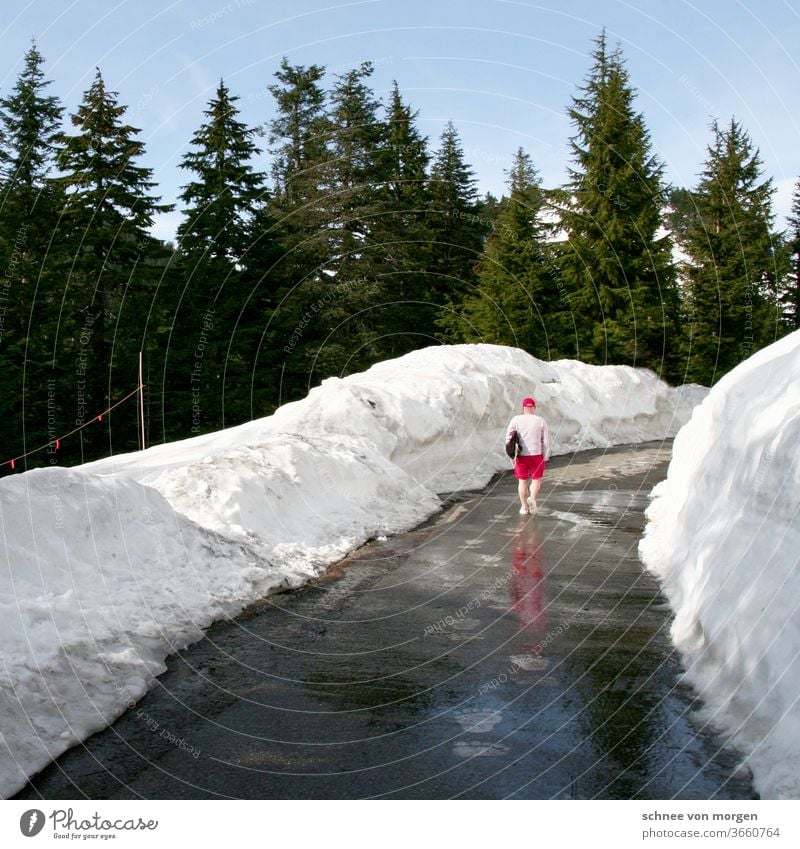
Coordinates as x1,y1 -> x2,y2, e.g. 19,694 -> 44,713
15,442 -> 754,800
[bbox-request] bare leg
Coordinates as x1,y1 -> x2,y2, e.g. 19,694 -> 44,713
528,478 -> 542,513
518,478 -> 530,512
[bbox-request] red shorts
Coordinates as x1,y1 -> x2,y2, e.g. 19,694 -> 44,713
514,454 -> 546,480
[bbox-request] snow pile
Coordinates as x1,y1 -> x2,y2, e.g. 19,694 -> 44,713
640,330 -> 800,799
0,344 -> 698,798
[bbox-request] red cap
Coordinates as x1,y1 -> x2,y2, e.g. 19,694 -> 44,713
522,397 -> 535,407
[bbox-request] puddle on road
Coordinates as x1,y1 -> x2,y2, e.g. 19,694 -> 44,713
543,489 -> 650,536
548,489 -> 649,510
453,709 -> 504,733
453,741 -> 511,758
509,655 -> 549,672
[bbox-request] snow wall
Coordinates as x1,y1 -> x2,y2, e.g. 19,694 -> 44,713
640,329 -> 800,799
0,343 -> 699,798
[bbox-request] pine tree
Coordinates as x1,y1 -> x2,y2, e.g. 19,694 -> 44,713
678,119 -> 782,384
0,42 -> 65,470
266,68 -> 438,398
227,196 -> 287,421
449,149 -> 569,355
175,79 -> 269,431
321,62 -> 389,270
54,68 -> 171,461
267,58 -> 328,217
374,82 -> 434,355
0,42 -> 63,207
385,83 -> 429,211
177,79 -> 265,270
305,61 -> 392,379
263,59 -> 331,404
559,32 -> 679,376
428,121 -> 485,317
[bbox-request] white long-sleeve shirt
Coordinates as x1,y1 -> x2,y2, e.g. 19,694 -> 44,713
506,413 -> 551,459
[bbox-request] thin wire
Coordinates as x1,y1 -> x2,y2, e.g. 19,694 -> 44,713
1,384 -> 146,470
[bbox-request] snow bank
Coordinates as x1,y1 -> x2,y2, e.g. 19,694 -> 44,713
0,344 -> 699,798
640,330 -> 800,799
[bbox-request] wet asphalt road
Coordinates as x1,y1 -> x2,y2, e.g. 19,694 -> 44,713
15,442 -> 755,800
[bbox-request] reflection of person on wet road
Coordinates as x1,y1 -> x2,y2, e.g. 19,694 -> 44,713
511,519 -> 547,632
506,396 -> 550,515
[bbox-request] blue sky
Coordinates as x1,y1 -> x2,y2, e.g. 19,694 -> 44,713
3,0 -> 799,241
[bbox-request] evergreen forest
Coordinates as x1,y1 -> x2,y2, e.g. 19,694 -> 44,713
1,34 -> 798,473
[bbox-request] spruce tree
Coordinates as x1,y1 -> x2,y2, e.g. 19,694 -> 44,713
449,149 -> 569,355
678,119 -> 782,384
321,62 -> 389,274
385,83 -> 429,211
267,58 -> 328,220
0,42 -> 63,205
307,61 -> 391,378
177,80 -> 265,269
0,42 -> 65,470
374,82 -> 434,355
231,197 -> 287,420
264,59 -> 331,403
54,68 -> 171,461
267,69 -> 438,394
559,32 -> 679,376
175,79 -> 268,431
427,121 -> 486,323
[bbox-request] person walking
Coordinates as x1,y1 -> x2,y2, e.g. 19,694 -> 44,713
506,397 -> 550,515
